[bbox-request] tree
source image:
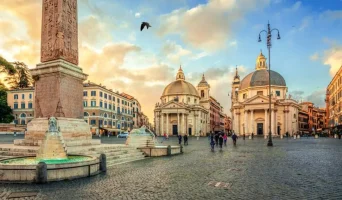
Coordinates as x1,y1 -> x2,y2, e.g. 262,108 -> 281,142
0,56 -> 16,75
5,62 -> 33,89
0,86 -> 14,123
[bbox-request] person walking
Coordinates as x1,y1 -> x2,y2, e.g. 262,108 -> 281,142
252,133 -> 254,139
184,134 -> 188,146
214,133 -> 219,147
232,133 -> 238,145
178,134 -> 182,145
223,133 -> 228,146
243,133 -> 245,140
197,130 -> 201,140
218,134 -> 223,150
210,134 -> 215,152
162,132 -> 167,143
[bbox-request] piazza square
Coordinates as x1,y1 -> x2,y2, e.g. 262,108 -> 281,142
0,0 -> 341,199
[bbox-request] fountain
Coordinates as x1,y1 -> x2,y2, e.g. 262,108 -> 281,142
126,126 -> 182,157
0,117 -> 102,183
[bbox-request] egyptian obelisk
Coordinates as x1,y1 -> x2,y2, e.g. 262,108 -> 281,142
15,0 -> 94,146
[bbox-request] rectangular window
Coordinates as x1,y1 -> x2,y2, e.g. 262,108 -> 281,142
83,91 -> 88,96
91,100 -> 96,107
91,120 -> 96,125
122,100 -> 124,104
22,94 -> 25,99
117,107 -> 120,113
113,105 -> 115,111
109,95 -> 112,100
28,103 -> 33,109
243,94 -> 247,99
122,108 -> 124,113
100,101 -> 103,107
99,120 -> 103,125
91,91 -> 96,96
104,103 -> 107,109
100,92 -> 103,97
117,98 -> 120,103
83,101 -> 88,107
113,115 -> 116,119
14,103 -> 18,109
104,93 -> 107,99
21,103 -> 25,109
29,94 -> 32,99
109,104 -> 112,110
257,91 -> 263,95
276,91 -> 280,96
14,94 -> 18,99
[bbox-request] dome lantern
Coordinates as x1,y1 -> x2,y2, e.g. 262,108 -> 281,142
176,65 -> 185,80
256,50 -> 267,70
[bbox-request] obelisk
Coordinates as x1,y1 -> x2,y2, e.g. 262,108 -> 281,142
16,0 -> 94,146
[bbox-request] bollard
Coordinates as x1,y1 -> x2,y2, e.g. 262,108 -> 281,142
167,145 -> 171,156
99,153 -> 107,173
180,144 -> 183,154
36,162 -> 47,184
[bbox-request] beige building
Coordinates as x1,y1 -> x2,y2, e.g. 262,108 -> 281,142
154,66 -> 225,136
325,65 -> 342,128
6,87 -> 35,125
231,52 -> 300,136
7,82 -> 149,135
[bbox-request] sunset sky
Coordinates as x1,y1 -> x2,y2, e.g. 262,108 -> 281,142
0,0 -> 341,121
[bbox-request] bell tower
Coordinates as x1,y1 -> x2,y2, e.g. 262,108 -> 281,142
232,66 -> 240,101
197,74 -> 210,100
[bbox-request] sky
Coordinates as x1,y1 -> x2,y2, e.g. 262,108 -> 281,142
0,0 -> 341,122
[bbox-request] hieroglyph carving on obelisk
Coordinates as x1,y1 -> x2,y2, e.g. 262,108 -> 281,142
41,0 -> 78,65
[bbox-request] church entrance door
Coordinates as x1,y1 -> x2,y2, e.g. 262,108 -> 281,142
172,125 -> 178,135
188,128 -> 192,136
257,123 -> 263,135
277,126 -> 280,135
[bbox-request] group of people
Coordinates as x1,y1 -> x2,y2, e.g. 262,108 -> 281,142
209,131 -> 238,151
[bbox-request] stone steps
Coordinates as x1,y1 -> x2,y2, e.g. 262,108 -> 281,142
107,155 -> 146,167
0,151 -> 36,157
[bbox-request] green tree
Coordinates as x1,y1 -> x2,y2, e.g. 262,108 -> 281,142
0,86 -> 14,123
0,56 -> 16,75
5,62 -> 33,89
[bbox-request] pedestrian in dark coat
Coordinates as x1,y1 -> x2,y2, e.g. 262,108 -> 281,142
218,134 -> 224,150
178,135 -> 182,145
184,134 -> 188,145
232,133 -> 238,145
214,133 -> 219,146
210,135 -> 215,151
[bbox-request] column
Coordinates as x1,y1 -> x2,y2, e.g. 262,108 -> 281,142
244,110 -> 248,134
284,110 -> 287,134
274,110 -> 277,135
271,109 -> 274,135
177,113 -> 180,134
237,113 -> 241,135
166,113 -> 169,135
250,110 -> 254,134
264,109 -> 268,135
194,113 -> 197,135
161,113 -> 164,135
182,113 -> 185,135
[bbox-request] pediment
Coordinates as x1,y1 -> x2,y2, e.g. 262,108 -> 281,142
160,101 -> 186,109
244,95 -> 271,104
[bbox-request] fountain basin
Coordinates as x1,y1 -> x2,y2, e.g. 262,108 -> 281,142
0,155 -> 100,183
138,146 -> 182,157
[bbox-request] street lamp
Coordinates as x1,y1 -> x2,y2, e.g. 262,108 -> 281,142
258,21 -> 281,147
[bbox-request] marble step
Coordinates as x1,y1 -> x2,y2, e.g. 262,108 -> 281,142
107,156 -> 146,167
106,152 -> 145,160
0,151 -> 36,157
0,147 -> 38,153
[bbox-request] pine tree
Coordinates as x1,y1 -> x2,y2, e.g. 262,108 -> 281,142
5,62 -> 33,89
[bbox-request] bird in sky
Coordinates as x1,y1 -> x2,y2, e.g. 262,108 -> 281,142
141,22 -> 151,31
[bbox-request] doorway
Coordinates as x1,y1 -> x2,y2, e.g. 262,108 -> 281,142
277,126 -> 280,135
172,125 -> 178,135
257,123 -> 263,135
188,128 -> 192,136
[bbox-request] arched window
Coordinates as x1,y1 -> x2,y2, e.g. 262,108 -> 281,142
104,113 -> 108,118
201,90 -> 204,98
84,112 -> 89,117
260,61 -> 262,66
20,113 -> 26,118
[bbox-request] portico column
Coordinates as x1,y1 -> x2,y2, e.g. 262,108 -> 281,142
177,113 -> 180,134
161,113 -> 164,135
284,110 -> 287,134
166,113 -> 169,135
244,110 -> 248,134
250,110 -> 254,134
271,109 -> 274,135
274,110 -> 277,135
182,113 -> 185,135
264,109 -> 268,135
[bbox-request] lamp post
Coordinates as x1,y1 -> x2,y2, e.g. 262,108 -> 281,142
258,21 -> 281,147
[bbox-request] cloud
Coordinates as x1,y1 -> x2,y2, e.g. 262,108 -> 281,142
161,40 -> 192,64
229,40 -> 238,47
157,0 -> 270,51
320,10 -> 342,21
284,1 -> 301,12
323,45 -> 342,77
298,16 -> 311,31
191,52 -> 209,60
310,52 -> 319,61
135,13 -> 141,18
289,89 -> 325,107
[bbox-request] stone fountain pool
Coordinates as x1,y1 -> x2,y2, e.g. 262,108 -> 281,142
0,117 -> 103,183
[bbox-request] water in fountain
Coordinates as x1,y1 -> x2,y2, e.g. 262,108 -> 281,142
36,117 -> 68,160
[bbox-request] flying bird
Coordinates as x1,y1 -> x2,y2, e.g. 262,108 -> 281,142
141,22 -> 151,31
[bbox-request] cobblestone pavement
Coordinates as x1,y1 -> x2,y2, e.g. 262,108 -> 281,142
1,137 -> 342,200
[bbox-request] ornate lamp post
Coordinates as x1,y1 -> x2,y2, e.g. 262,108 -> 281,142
258,21 -> 281,147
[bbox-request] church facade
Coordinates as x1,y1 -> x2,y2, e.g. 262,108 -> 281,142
154,67 -> 224,136
231,52 -> 300,137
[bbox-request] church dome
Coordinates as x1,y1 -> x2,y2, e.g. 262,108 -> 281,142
162,66 -> 200,97
239,69 -> 286,90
